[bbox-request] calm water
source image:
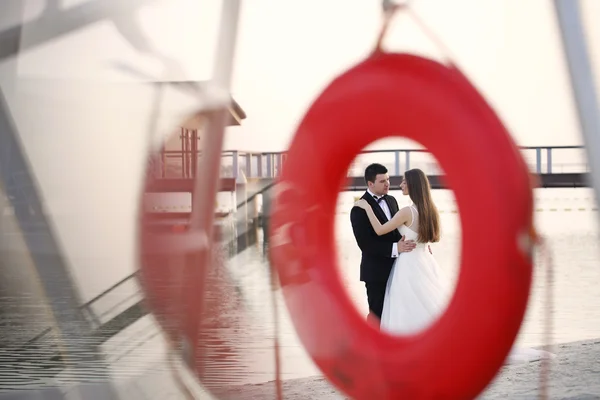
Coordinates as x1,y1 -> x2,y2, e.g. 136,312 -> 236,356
1,188 -> 599,395
215,188 -> 600,385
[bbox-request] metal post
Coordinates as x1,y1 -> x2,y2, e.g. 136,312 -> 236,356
184,128 -> 191,177
553,0 -> 600,201
266,153 -> 272,178
232,150 -> 239,179
180,127 -> 186,177
546,148 -> 553,174
246,153 -> 252,177
405,151 -> 411,171
281,153 -> 287,175
191,129 -> 198,178
160,142 -> 166,177
257,154 -> 263,177
394,151 -> 400,175
276,153 -> 283,177
536,148 -> 542,174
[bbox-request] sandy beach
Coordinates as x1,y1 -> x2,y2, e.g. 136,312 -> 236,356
220,339 -> 600,399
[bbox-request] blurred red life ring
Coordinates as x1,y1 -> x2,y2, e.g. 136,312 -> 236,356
137,151 -> 251,397
269,52 -> 534,399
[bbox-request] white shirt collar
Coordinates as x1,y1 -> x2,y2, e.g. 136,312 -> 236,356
367,189 -> 381,199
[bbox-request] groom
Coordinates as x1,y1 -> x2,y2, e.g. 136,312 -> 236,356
350,163 -> 416,325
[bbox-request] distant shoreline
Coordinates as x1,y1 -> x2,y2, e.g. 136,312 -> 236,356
218,338 -> 600,399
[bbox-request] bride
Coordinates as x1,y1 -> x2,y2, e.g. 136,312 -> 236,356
355,168 -> 554,364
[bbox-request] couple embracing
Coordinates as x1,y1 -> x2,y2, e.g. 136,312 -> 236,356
350,163 -> 442,334
350,163 -> 554,363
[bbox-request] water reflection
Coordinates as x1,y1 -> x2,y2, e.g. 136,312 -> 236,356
1,188 -> 600,397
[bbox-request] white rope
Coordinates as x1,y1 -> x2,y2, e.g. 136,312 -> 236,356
537,236 -> 555,400
374,1 -> 457,66
270,262 -> 284,399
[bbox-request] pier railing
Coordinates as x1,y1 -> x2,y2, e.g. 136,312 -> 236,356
211,146 -> 588,180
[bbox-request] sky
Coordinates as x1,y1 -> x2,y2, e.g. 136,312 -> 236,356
6,0 -> 600,153
227,0 -> 600,152
0,0 -> 599,298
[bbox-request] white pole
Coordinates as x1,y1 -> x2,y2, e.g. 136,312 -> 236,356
180,0 -> 242,369
211,0 -> 242,92
553,0 -> 600,202
190,0 -> 241,229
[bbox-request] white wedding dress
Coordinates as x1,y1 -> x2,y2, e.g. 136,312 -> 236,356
380,206 -> 555,365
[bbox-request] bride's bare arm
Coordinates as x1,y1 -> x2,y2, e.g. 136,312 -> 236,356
357,201 -> 410,236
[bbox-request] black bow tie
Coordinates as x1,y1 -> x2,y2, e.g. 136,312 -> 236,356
373,195 -> 385,203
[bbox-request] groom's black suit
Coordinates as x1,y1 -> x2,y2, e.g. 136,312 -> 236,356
350,191 -> 401,321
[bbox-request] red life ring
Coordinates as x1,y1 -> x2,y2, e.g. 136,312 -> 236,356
138,152 -> 250,397
269,52 -> 534,399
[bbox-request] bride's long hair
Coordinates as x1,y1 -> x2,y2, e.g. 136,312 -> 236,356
404,168 -> 440,243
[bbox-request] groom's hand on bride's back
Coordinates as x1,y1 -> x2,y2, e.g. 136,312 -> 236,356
398,235 -> 416,253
